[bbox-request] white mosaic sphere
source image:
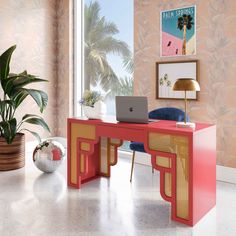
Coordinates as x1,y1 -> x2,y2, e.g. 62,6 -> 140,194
33,140 -> 65,173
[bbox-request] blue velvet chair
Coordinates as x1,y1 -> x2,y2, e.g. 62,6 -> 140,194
129,107 -> 187,182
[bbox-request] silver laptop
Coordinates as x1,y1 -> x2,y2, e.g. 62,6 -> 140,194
115,96 -> 149,123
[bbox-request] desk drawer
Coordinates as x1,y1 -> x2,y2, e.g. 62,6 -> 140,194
71,123 -> 96,140
97,125 -> 144,142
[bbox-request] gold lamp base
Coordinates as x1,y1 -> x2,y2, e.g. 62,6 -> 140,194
176,122 -> 195,129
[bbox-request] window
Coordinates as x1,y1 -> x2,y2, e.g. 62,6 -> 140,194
74,0 -> 134,116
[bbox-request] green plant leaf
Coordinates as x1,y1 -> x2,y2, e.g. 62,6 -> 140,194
20,128 -> 41,143
0,118 -> 17,144
13,76 -> 48,89
13,88 -> 48,112
0,99 -> 16,108
26,89 -> 48,113
12,90 -> 28,108
0,45 -> 16,81
20,114 -> 50,133
10,71 -> 47,87
1,72 -> 48,97
0,45 -> 49,144
0,100 -> 16,121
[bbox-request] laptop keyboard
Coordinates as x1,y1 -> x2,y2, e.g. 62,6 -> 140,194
148,119 -> 159,123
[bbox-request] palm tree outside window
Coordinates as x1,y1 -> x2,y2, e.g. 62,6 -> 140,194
81,0 -> 134,116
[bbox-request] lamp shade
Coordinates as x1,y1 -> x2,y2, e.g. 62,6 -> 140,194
172,78 -> 200,91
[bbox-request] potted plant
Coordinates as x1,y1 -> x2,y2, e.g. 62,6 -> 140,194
79,90 -> 106,119
0,45 -> 50,171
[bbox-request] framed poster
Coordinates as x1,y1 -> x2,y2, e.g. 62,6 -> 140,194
160,6 -> 196,57
156,60 -> 199,100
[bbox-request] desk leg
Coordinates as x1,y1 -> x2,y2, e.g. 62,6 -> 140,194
69,138 -> 99,188
147,133 -> 191,225
68,122 -> 99,189
99,137 -> 123,177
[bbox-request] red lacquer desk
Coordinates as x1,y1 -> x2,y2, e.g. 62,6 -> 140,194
67,117 -> 216,226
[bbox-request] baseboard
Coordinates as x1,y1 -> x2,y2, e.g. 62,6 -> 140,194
119,150 -> 151,166
216,165 -> 236,184
119,150 -> 236,185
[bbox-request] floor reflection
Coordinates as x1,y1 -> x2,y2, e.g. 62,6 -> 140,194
33,172 -> 66,203
0,152 -> 235,236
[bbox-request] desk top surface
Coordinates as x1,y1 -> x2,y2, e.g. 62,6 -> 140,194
68,116 -> 215,135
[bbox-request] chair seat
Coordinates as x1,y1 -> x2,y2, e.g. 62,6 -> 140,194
130,142 -> 145,153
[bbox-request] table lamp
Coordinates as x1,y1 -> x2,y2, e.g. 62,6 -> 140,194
172,78 -> 200,128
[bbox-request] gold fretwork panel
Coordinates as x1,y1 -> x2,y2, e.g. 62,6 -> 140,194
100,138 -> 122,174
165,173 -> 172,197
81,142 -> 90,151
110,145 -> 116,165
110,138 -> 122,145
148,132 -> 189,220
156,156 -> 171,168
109,138 -> 122,165
70,123 -> 96,184
100,137 -> 109,175
71,123 -> 96,140
80,154 -> 85,173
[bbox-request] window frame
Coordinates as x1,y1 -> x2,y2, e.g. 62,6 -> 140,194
73,0 -> 83,116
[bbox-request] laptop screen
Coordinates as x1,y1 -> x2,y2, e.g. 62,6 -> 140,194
115,96 -> 149,123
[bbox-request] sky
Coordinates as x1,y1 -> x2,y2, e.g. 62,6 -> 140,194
84,0 -> 134,79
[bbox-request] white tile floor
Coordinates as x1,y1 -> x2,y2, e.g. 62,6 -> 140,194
0,150 -> 236,236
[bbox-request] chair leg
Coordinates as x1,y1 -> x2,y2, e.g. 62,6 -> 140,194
152,166 -> 154,173
130,151 -> 136,182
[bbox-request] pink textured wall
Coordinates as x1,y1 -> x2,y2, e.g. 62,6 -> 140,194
134,0 -> 236,167
56,0 -> 74,137
0,0 -> 57,141
0,0 -> 73,141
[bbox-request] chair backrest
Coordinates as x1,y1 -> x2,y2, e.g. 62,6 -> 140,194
148,107 -> 188,122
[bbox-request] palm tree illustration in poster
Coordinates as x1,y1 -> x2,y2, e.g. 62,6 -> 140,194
161,6 -> 196,57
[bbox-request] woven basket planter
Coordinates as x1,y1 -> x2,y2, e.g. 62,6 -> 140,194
0,133 -> 25,171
